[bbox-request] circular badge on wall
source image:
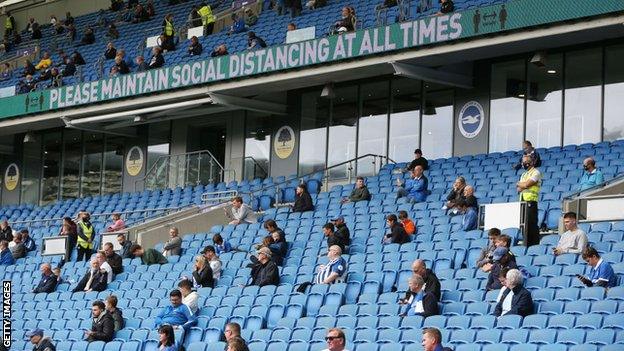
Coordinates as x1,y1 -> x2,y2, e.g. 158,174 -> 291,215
4,163 -> 19,191
458,101 -> 485,139
274,126 -> 296,159
125,146 -> 144,177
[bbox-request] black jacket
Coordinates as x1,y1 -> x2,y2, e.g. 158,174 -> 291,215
33,274 -> 58,294
334,223 -> 350,246
88,311 -> 115,342
349,186 -> 371,202
104,47 -> 117,60
494,285 -> 534,317
62,62 -> 76,77
250,260 -> 279,286
402,290 -> 439,318
403,269 -> 441,301
109,308 -> 124,331
188,42 -> 202,56
192,265 -> 214,288
148,53 -> 164,69
407,157 -> 429,171
32,336 -> 56,351
387,222 -> 409,244
73,268 -> 108,292
292,192 -> 314,212
486,255 -> 518,291
119,240 -> 133,259
446,186 -> 466,205
115,60 -> 130,74
106,252 -> 123,274
0,226 -> 12,242
269,239 -> 287,266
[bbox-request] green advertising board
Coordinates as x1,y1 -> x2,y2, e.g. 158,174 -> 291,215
1,0 -> 622,120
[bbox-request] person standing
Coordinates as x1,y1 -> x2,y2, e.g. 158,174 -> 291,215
516,155 -> 541,246
162,227 -> 182,256
76,212 -> 95,261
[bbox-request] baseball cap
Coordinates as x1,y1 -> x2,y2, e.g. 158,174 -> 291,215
492,247 -> 508,261
26,329 -> 43,338
331,216 -> 344,222
257,247 -> 272,257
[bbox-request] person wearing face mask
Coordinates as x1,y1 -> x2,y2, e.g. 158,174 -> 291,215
513,140 -> 541,170
579,157 -> 604,191
516,155 -> 541,246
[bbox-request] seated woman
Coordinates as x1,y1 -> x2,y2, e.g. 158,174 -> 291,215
106,213 -> 126,232
494,269 -> 534,317
291,184 -> 314,213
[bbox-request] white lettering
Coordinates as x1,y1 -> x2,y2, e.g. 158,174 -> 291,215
304,40 -> 317,65
344,32 -> 357,55
264,50 -> 275,71
243,51 -> 255,75
436,15 -> 449,41
216,58 -> 226,80
318,38 -> 330,61
372,28 -> 384,52
229,55 -> 240,77
384,26 -> 396,50
419,18 -> 436,44
333,36 -> 346,59
400,22 -> 412,47
191,62 -> 202,84
449,13 -> 462,39
49,89 -> 58,108
288,44 -> 299,67
101,78 -> 113,99
359,30 -> 373,55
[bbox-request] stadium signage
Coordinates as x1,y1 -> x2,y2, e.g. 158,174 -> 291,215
1,0 -> 622,119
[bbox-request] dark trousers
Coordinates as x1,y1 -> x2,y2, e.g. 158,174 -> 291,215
77,246 -> 92,262
524,201 -> 539,246
204,23 -> 214,35
65,237 -> 76,261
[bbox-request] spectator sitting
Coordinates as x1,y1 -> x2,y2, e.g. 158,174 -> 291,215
212,233 -> 232,255
210,44 -> 228,57
0,240 -> 14,265
437,0 -> 454,14
330,6 -> 355,34
463,185 -> 478,209
0,62 -> 11,80
86,300 -> 115,342
95,251 -> 114,283
442,176 -> 466,214
178,279 -> 199,313
135,55 -> 148,72
104,42 -> 117,60
486,247 -> 517,291
477,228 -> 501,268
384,214 -> 410,244
22,60 -> 36,77
20,229 -> 36,252
72,259 -> 108,292
9,233 -> 26,260
158,325 -> 177,351
422,327 -> 454,351
0,220 -> 11,242
244,8 -> 258,27
249,247 -> 280,286
35,52 -> 53,70
188,36 -> 203,56
495,267 -> 510,302
146,0 -> 155,17
292,183 -> 314,212
131,244 -> 168,265
482,234 -> 514,272
226,196 -> 257,225
553,212 -> 588,256
52,267 -> 65,285
399,275 -> 438,317
106,213 -> 126,232
189,5 -> 202,27
201,245 -> 222,279
191,255 -> 214,288
396,166 -> 429,203
154,289 -> 197,330
513,140 -> 541,170
18,75 -> 37,93
331,216 -> 351,250
306,0 -> 327,10
32,263 -> 58,293
71,51 -> 86,65
411,259 -> 441,300
111,0 -> 124,11
61,57 -> 76,77
264,220 -> 287,265
247,31 -> 267,50
287,22 -> 297,31
106,295 -> 125,332
133,4 -> 150,23
79,26 -> 95,45
494,269 -> 534,317
398,210 -> 416,235
25,17 -> 36,34
106,23 -> 119,39
26,329 -> 56,351
315,245 -> 347,284
578,246 -> 618,288
116,233 -> 133,259
148,46 -> 165,69
103,242 -> 123,274
342,176 -> 371,203
458,200 -> 478,231
579,157 -> 604,191
224,323 -> 249,351
229,13 -> 246,34
163,227 -> 182,257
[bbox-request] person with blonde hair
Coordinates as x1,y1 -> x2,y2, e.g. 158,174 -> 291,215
192,254 -> 214,288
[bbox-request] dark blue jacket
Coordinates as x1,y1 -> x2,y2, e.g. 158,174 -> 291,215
0,248 -> 14,265
494,285 -> 534,317
33,273 -> 58,294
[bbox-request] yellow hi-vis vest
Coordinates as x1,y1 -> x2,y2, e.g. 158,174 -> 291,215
519,167 -> 541,202
77,221 -> 94,249
164,19 -> 174,36
198,6 -> 215,26
5,17 -> 13,30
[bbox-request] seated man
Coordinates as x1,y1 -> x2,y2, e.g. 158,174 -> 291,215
249,247 -> 280,287
103,242 -> 123,275
398,210 -> 416,235
411,259 -> 441,300
105,295 -> 124,332
384,214 -> 410,244
342,176 -> 371,203
33,263 -> 58,293
130,244 -> 168,265
463,185 -> 478,209
399,275 -> 438,317
458,199 -> 478,231
163,227 -> 182,257
85,300 -> 115,342
20,229 -> 36,252
178,279 -> 199,313
73,259 -> 108,293
406,148 -> 429,172
155,289 -> 197,330
0,240 -> 14,265
226,196 -> 257,225
116,233 -> 133,259
442,176 -> 466,213
476,228 -> 500,268
486,247 -> 517,291
9,232 -> 26,260
579,157 -> 604,191
553,212 -> 588,256
95,251 -> 114,283
331,216 -> 351,250
493,269 -> 534,317
421,328 -> 454,351
396,166 -> 428,203
315,245 -> 347,284
578,246 -> 618,288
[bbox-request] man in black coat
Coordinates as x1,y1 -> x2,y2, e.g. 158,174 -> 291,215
407,148 -> 429,171
86,300 -> 115,342
384,214 -> 410,244
494,268 -> 534,317
411,259 -> 441,301
103,242 -> 123,274
323,223 -> 346,253
116,233 -> 133,259
73,259 -> 108,292
0,220 -> 12,242
250,247 -> 279,286
32,263 -> 58,294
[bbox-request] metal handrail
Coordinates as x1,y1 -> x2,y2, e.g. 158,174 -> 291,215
563,172 -> 624,201
244,156 -> 269,177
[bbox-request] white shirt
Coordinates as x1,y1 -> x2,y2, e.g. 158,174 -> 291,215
183,291 -> 199,313
209,258 -> 222,280
100,261 -> 113,283
501,288 -> 515,316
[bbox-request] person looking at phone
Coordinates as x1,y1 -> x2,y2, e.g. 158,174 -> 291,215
578,246 -> 617,288
553,212 -> 588,256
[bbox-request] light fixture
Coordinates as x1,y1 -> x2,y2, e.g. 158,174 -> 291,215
518,94 -> 526,98
320,82 -> 335,99
530,52 -> 547,67
23,132 -> 36,143
547,69 -> 557,74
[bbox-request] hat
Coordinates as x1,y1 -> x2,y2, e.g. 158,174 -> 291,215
331,216 -> 344,222
492,247 -> 508,261
257,247 -> 272,257
200,245 -> 215,254
26,329 -> 43,338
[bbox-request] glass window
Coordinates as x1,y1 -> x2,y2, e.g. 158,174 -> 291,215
526,53 -> 563,148
389,78 -> 421,162
61,130 -> 82,200
81,133 -> 103,198
490,60 -> 525,152
41,131 -> 61,204
421,84 -> 453,159
148,121 -> 171,172
564,48 -> 602,145
21,135 -> 42,205
103,136 -> 124,194
299,91 -> 329,176
328,86 -> 358,179
358,81 -> 389,176
244,112 -> 271,180
604,45 -> 624,142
